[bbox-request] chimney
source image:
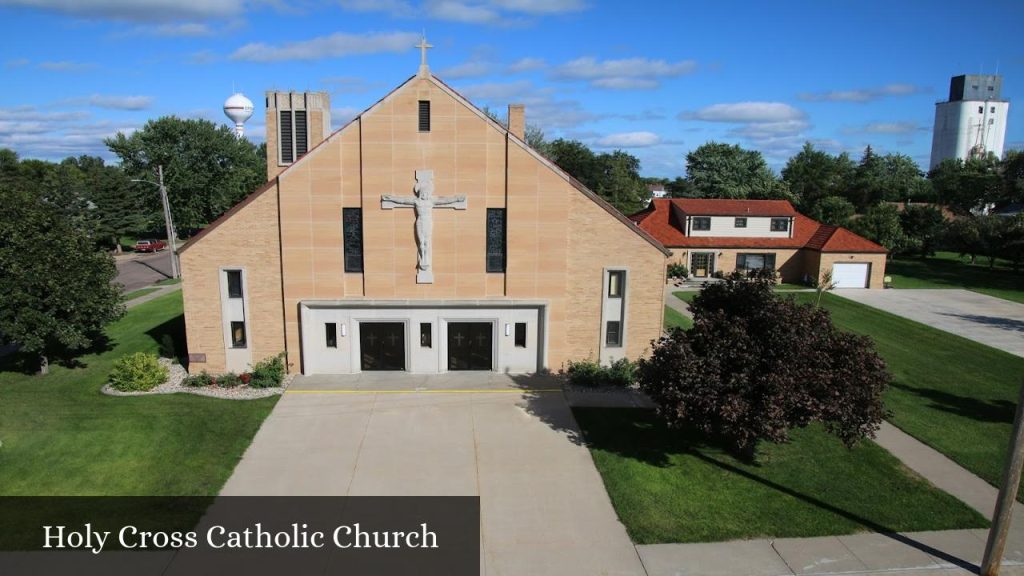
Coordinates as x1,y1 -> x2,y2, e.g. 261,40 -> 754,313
507,104 -> 525,141
265,91 -> 332,180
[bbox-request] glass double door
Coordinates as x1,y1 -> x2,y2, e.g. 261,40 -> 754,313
447,322 -> 493,371
690,252 -> 715,278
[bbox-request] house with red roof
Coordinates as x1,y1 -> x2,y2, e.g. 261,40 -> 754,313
630,198 -> 888,288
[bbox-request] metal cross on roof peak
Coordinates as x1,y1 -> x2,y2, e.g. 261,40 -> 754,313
416,35 -> 433,76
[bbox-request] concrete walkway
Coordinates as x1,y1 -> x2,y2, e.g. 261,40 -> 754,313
837,289 -> 1024,358
125,282 -> 181,308
221,384 -> 645,575
664,284 -> 694,321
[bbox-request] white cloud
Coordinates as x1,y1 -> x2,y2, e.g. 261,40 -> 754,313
187,50 -> 218,65
38,60 -> 95,72
552,56 -> 697,89
507,57 -> 545,72
457,80 -> 535,100
5,58 -> 30,68
331,106 -> 361,128
426,0 -> 500,23
132,22 -> 213,37
0,106 -> 134,160
685,102 -> 805,123
321,76 -> 379,94
438,59 -> 495,79
86,95 -> 153,110
0,0 -> 244,22
339,0 -> 416,17
489,0 -> 585,13
595,131 -> 660,148
844,121 -> 923,135
798,83 -> 927,103
230,31 -> 420,62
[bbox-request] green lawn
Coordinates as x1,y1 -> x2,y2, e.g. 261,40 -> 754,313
664,306 -> 692,331
796,292 -> 1024,498
122,287 -> 159,301
156,277 -> 182,286
575,408 -> 987,544
0,292 -> 278,495
886,251 -> 1024,304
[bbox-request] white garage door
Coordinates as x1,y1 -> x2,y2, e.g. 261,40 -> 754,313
832,263 -> 869,288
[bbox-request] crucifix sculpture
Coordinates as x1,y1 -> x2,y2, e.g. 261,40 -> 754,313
382,170 -> 467,283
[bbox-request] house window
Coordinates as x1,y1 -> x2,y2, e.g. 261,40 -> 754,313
343,208 -> 363,273
736,253 -> 777,272
420,323 -> 432,348
979,106 -> 984,114
770,218 -> 789,232
325,323 -> 337,348
514,323 -> 527,348
230,321 -> 247,349
486,208 -> 506,273
278,110 -> 309,165
692,217 -> 711,231
991,106 -> 996,113
418,100 -> 431,132
605,321 -> 622,347
734,217 -> 747,228
226,270 -> 243,298
608,270 -> 625,298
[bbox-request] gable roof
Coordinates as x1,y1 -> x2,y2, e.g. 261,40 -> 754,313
182,72 -> 670,257
668,198 -> 798,217
630,198 -> 886,253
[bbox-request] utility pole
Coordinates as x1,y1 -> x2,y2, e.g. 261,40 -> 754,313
981,379 -> 1024,576
156,165 -> 179,279
132,165 -> 179,279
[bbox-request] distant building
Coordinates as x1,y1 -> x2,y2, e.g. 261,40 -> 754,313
929,74 -> 1009,170
647,183 -> 667,199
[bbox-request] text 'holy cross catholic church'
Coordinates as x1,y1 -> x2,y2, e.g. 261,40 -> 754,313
178,41 -> 670,375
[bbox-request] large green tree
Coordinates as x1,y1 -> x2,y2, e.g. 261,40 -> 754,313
809,195 -> 855,226
928,156 -> 1002,213
105,116 -> 266,230
546,139 -> 648,214
848,203 -> 906,256
781,142 -> 855,210
684,142 -> 789,200
0,182 -> 124,374
899,205 -> 946,257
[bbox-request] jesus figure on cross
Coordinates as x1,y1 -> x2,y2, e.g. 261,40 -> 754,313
382,170 -> 467,283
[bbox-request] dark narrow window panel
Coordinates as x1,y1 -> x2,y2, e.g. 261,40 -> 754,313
294,110 -> 308,157
325,323 -> 338,348
230,321 -> 247,349
226,270 -> 243,298
514,323 -> 527,348
420,323 -> 432,348
343,208 -> 364,273
279,110 -> 294,164
486,208 -> 506,273
418,100 -> 431,132
605,321 -> 621,347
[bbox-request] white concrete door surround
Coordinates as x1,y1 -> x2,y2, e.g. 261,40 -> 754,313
832,262 -> 870,288
300,301 -> 545,375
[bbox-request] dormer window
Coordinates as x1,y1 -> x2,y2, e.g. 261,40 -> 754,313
692,217 -> 711,231
770,218 -> 789,232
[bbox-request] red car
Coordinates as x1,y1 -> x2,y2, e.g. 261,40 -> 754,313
134,239 -> 167,253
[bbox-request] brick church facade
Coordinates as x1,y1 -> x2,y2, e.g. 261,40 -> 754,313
178,59 -> 670,375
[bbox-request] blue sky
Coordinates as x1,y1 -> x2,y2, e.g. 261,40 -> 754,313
1,0 -> 1021,177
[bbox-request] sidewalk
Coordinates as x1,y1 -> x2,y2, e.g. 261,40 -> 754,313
125,283 -> 181,308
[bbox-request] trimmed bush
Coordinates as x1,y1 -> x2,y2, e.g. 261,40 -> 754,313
218,372 -> 243,388
565,357 -> 636,388
249,353 -> 286,388
183,371 -> 214,387
109,352 -> 168,392
667,263 -> 689,279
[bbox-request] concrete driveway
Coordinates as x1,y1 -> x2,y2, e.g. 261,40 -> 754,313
836,289 -> 1024,357
221,378 -> 645,575
114,251 -> 175,291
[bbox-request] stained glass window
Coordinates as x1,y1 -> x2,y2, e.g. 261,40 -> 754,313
486,208 -> 506,273
343,208 -> 363,273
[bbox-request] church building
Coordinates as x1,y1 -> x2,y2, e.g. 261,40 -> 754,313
178,47 -> 670,375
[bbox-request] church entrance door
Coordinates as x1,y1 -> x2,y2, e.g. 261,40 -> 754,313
447,322 -> 493,371
359,322 -> 406,371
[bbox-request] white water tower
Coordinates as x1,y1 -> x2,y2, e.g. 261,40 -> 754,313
223,93 -> 254,137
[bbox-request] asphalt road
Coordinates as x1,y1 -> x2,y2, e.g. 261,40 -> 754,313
114,251 -> 175,291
